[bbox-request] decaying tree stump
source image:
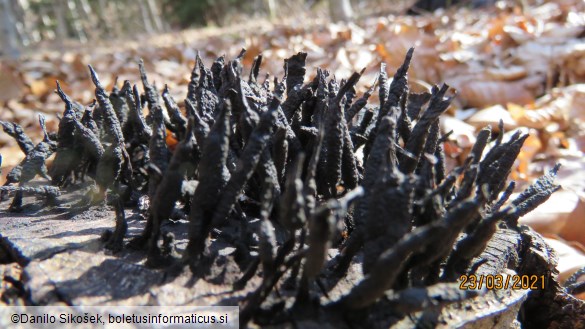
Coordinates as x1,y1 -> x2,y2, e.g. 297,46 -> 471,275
1,48 -> 584,328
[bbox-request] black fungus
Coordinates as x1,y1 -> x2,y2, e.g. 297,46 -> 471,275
0,49 -> 564,328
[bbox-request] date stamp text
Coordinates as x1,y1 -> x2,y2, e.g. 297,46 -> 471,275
459,274 -> 546,290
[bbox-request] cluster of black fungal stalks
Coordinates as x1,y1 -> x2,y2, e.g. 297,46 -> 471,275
1,48 -> 561,327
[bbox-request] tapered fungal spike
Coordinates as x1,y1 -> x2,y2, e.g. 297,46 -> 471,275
469,126 -> 491,164
369,74 -> 379,91
392,47 -> 414,83
197,53 -> 205,71
184,98 -> 196,118
551,163 -> 561,175
438,83 -> 450,97
138,58 -> 145,70
281,63 -> 289,86
336,224 -> 437,310
132,84 -> 141,104
55,80 -> 65,98
492,180 -> 516,212
336,70 -> 362,102
55,81 -> 78,112
186,116 -> 195,136
380,48 -> 415,112
405,47 -> 414,64
512,162 -> 561,208
138,59 -> 150,87
88,65 -> 102,88
38,114 -> 49,141
293,153 -> 306,180
439,129 -> 454,143
496,119 -> 504,145
305,120 -> 325,195
280,152 -> 307,231
250,54 -> 263,82
123,80 -> 132,92
119,78 -> 131,94
112,76 -> 119,89
0,119 -> 36,156
237,48 -> 246,59
364,116 -> 397,184
398,82 -> 452,175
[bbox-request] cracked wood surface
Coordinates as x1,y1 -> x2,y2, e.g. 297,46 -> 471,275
0,193 -> 256,307
0,194 -> 582,328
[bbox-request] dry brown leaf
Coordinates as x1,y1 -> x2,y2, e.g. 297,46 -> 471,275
375,43 -> 392,64
154,60 -> 183,80
487,15 -> 507,42
486,66 -> 527,81
466,104 -> 518,129
559,199 -> 585,246
543,236 -> 585,283
449,77 -> 541,108
0,65 -> 25,102
28,78 -> 51,98
507,85 -> 585,130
